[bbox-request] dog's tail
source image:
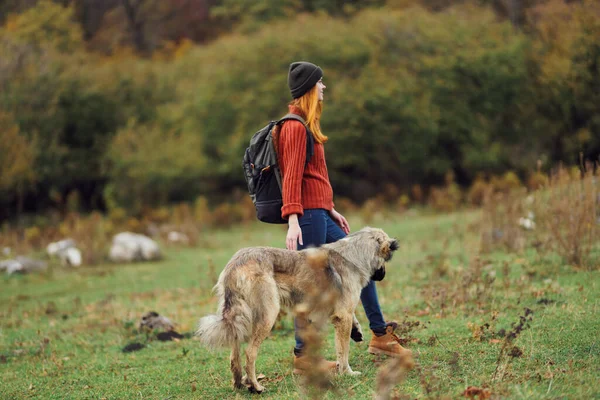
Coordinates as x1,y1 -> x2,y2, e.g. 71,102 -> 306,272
196,285 -> 252,349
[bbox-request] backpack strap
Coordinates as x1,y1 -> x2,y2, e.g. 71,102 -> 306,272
272,113 -> 314,196
277,113 -> 314,167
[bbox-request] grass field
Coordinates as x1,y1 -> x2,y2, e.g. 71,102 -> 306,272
1,210 -> 599,399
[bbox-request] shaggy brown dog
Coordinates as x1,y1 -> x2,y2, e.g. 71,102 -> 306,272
196,227 -> 398,393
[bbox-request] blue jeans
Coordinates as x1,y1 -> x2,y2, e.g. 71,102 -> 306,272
294,209 -> 387,352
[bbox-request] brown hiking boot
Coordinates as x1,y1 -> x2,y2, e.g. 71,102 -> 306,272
292,354 -> 338,375
368,322 -> 413,360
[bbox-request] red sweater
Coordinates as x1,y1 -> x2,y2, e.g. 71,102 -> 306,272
276,106 -> 334,219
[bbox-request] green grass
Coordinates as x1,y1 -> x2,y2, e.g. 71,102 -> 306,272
1,210 -> 599,399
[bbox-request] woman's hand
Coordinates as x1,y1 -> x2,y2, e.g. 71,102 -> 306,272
330,208 -> 350,234
286,214 -> 303,250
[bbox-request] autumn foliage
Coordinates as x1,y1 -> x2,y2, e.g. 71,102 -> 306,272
0,0 -> 598,219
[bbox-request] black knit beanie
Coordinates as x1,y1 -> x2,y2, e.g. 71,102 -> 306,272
287,61 -> 323,99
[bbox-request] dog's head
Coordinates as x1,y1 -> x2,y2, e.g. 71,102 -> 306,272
347,227 -> 399,281
371,228 -> 399,281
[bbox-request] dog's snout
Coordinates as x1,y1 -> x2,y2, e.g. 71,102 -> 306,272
390,239 -> 399,251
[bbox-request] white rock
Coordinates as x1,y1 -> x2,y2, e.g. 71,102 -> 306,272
2,247 -> 10,256
6,261 -> 24,275
138,235 -> 161,261
109,232 -> 161,263
47,239 -> 76,257
0,259 -> 23,274
109,244 -> 131,263
518,217 -> 536,230
47,242 -> 60,256
61,247 -> 82,267
167,231 -> 189,244
525,195 -> 535,205
16,256 -> 47,272
46,239 -> 83,267
1,257 -> 47,275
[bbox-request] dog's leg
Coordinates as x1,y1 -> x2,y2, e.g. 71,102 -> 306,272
333,313 -> 361,376
244,292 -> 279,394
230,341 -> 244,389
244,320 -> 274,393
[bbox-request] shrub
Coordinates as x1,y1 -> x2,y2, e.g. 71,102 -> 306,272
428,172 -> 462,212
193,196 -> 210,227
24,226 -> 42,247
527,171 -> 549,191
359,197 -> 386,224
490,171 -> 522,194
211,203 -> 238,228
411,184 -> 424,204
332,197 -> 358,218
532,163 -> 599,268
396,194 -> 411,212
480,187 -> 529,254
467,175 -> 491,207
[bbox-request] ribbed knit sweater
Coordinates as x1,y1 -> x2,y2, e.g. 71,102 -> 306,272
276,105 -> 334,219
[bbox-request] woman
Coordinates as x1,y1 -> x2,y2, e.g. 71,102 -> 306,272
276,61 -> 408,373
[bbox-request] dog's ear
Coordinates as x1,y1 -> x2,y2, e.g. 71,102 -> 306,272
379,238 -> 399,261
371,265 -> 386,281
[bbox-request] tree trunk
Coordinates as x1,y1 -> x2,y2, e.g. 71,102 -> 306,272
121,0 -> 149,54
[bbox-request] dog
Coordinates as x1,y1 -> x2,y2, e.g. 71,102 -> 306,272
196,227 -> 399,393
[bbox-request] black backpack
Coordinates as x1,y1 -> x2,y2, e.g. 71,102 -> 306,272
242,113 -> 314,224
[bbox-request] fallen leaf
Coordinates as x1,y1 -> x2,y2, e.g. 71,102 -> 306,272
417,307 -> 430,316
462,385 -> 491,399
265,375 -> 284,383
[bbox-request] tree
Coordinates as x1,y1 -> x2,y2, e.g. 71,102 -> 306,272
0,0 -> 83,52
105,121 -> 205,212
72,0 -> 120,40
526,0 -> 600,165
86,0 -> 215,54
0,113 -> 36,216
210,0 -> 303,33
0,0 -> 38,25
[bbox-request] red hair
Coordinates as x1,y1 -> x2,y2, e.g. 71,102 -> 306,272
289,85 -> 327,144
